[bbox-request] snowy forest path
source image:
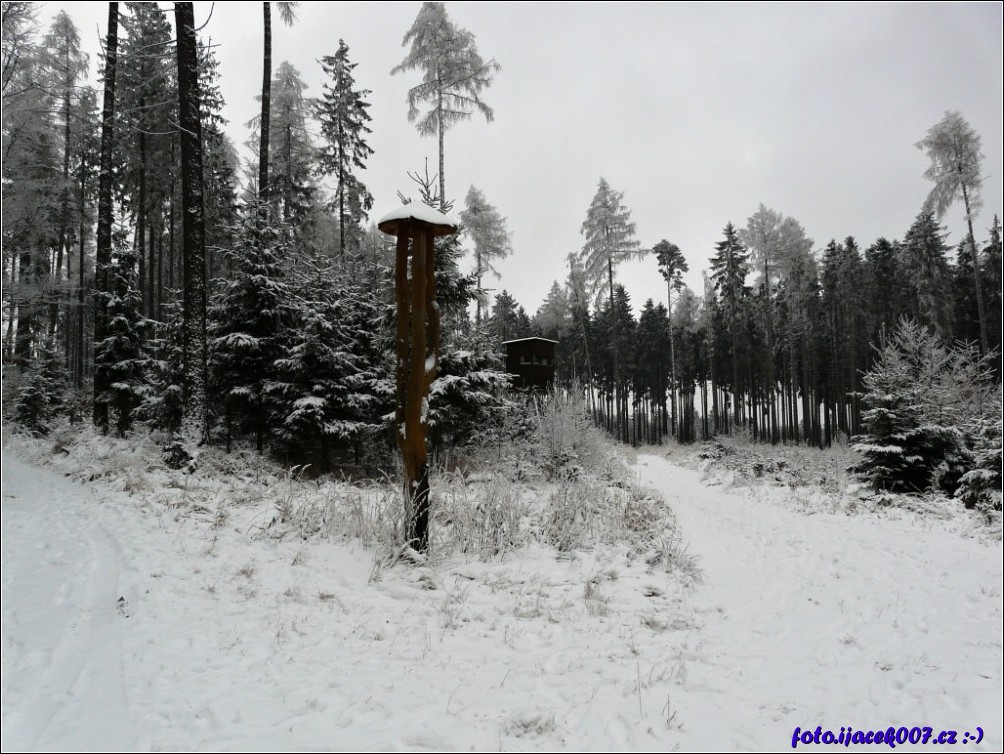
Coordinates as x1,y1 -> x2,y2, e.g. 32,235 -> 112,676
2,453 -> 141,750
635,453 -> 1002,751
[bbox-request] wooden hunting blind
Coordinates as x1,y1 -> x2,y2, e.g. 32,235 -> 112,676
377,202 -> 458,553
502,337 -> 558,391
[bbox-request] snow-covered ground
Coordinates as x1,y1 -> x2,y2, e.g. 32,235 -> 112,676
2,444 -> 1001,751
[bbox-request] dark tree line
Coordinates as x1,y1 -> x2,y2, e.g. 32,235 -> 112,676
524,208 -> 1002,449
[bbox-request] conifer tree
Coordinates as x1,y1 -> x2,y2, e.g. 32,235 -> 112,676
460,185 -> 512,327
175,0 -> 208,442
916,111 -> 988,352
579,178 -> 643,441
654,239 -> 687,437
852,319 -> 980,494
13,336 -> 68,436
709,222 -> 750,433
391,1 -> 500,207
900,211 -> 953,339
92,1 -> 119,432
94,240 -> 149,436
316,39 -> 373,256
267,61 -> 317,231
209,219 -> 296,453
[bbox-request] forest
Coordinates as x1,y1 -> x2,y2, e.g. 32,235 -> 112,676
2,1 -> 1002,513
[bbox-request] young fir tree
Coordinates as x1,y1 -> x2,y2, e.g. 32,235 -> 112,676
93,240 -> 150,436
272,278 -> 385,469
851,319 -> 977,494
955,386 -> 1002,513
316,39 -> 374,257
13,337 -> 69,437
136,300 -> 185,434
208,218 -> 296,453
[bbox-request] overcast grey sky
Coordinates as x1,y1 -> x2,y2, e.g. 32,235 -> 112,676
50,1 -> 1004,314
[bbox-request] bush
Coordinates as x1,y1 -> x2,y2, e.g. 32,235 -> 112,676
531,383 -> 614,481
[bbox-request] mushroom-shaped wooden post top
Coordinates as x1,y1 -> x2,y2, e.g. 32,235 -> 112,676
377,202 -> 459,238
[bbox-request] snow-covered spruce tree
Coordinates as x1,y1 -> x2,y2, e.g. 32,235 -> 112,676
208,217 -> 297,453
851,319 -> 983,494
271,276 -> 387,470
13,339 -> 69,437
956,386 -> 1002,513
427,347 -> 512,452
316,38 -> 374,257
93,242 -> 151,437
135,299 -> 185,434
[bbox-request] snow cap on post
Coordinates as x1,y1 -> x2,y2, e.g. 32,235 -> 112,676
377,203 -> 459,237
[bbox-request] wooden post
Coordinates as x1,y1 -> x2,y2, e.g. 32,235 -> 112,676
378,204 -> 457,553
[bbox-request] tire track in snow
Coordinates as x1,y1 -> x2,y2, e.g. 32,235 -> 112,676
2,453 -> 138,750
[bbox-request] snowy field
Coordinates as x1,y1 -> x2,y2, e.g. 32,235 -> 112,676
2,441 -> 1001,752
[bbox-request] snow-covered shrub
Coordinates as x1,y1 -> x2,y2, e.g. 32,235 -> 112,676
12,339 -> 68,436
851,319 -> 997,497
434,472 -> 529,556
531,383 -> 613,480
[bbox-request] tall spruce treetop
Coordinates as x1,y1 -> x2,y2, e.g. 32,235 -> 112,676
316,39 -> 373,256
709,222 -> 749,310
579,177 -> 643,308
901,211 -> 953,339
916,110 -> 988,352
391,1 -> 500,207
265,61 -> 317,227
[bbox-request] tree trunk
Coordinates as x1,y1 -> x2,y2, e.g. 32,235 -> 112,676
76,173 -> 87,387
93,1 -> 118,432
175,1 -> 208,443
437,83 -> 445,209
52,62 -> 73,341
258,1 -> 271,217
961,183 -> 989,354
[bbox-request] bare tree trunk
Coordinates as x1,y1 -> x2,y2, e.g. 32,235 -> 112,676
175,1 -> 208,443
51,60 -> 73,341
258,1 -> 271,217
93,1 -> 118,432
437,84 -> 445,209
961,183 -> 989,354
